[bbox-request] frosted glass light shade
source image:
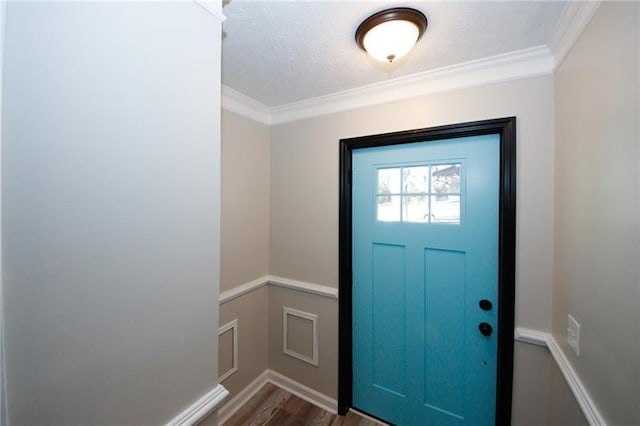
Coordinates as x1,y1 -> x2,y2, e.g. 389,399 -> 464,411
363,20 -> 420,63
355,8 -> 428,64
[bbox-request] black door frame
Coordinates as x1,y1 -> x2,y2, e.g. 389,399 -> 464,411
338,117 -> 516,424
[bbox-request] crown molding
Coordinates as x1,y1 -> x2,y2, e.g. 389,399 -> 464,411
269,46 -> 553,125
548,1 -> 602,70
221,86 -> 271,125
222,46 -> 553,126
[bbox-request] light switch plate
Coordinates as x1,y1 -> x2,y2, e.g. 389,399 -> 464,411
567,314 -> 580,357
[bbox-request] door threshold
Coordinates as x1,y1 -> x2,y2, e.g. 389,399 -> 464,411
348,408 -> 391,425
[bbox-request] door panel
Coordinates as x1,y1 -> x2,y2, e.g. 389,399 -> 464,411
372,243 -> 407,397
352,134 -> 499,425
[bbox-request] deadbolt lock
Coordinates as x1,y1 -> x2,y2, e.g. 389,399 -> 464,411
478,322 -> 493,337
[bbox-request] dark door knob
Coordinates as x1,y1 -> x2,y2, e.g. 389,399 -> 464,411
478,322 -> 493,336
479,299 -> 493,311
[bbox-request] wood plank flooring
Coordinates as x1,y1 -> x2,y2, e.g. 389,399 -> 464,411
222,383 -> 387,426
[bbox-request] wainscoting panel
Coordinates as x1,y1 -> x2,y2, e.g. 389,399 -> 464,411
218,286 -> 269,406
268,285 -> 338,401
218,319 -> 239,383
283,307 -> 319,366
215,275 -> 598,426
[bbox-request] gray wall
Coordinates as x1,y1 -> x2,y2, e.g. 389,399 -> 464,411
219,287 -> 269,398
2,2 -> 222,424
218,110 -> 270,401
221,110 -> 270,292
511,343 -> 551,425
553,2 -> 639,424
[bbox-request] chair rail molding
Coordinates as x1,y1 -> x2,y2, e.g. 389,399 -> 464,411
219,276 -> 270,304
268,275 -> 338,299
514,327 -> 606,426
219,275 -> 338,305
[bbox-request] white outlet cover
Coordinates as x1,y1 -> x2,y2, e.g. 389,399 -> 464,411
567,314 -> 580,357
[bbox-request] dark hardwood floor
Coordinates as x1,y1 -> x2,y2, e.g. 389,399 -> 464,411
222,383 -> 387,426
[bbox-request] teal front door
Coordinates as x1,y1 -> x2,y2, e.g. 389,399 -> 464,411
352,134 -> 500,425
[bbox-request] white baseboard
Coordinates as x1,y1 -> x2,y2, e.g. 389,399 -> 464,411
167,384 -> 228,426
515,327 -> 606,426
217,370 -> 270,424
266,369 -> 337,414
217,369 -> 337,424
216,329 -> 606,425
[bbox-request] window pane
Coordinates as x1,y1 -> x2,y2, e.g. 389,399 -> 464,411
402,195 -> 429,223
431,163 -> 461,194
403,166 -> 429,194
377,195 -> 400,221
378,168 -> 401,194
431,195 -> 460,224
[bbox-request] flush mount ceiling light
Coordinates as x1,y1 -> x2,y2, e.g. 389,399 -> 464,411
355,7 -> 428,63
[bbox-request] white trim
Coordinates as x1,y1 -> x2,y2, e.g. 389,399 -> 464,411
222,86 -> 271,125
282,307 -> 319,366
514,326 -> 548,347
219,275 -> 269,304
269,46 -> 552,125
218,319 -> 238,383
217,370 -> 270,425
266,369 -> 337,414
349,408 -> 389,425
219,276 -> 337,305
514,327 -> 606,426
193,0 -> 226,22
268,275 -> 339,299
217,369 -> 337,423
546,334 -> 606,426
222,46 -> 554,126
167,384 -> 229,426
548,1 -> 602,70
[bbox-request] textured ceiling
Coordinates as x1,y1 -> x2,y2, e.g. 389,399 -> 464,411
221,1 -> 566,107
